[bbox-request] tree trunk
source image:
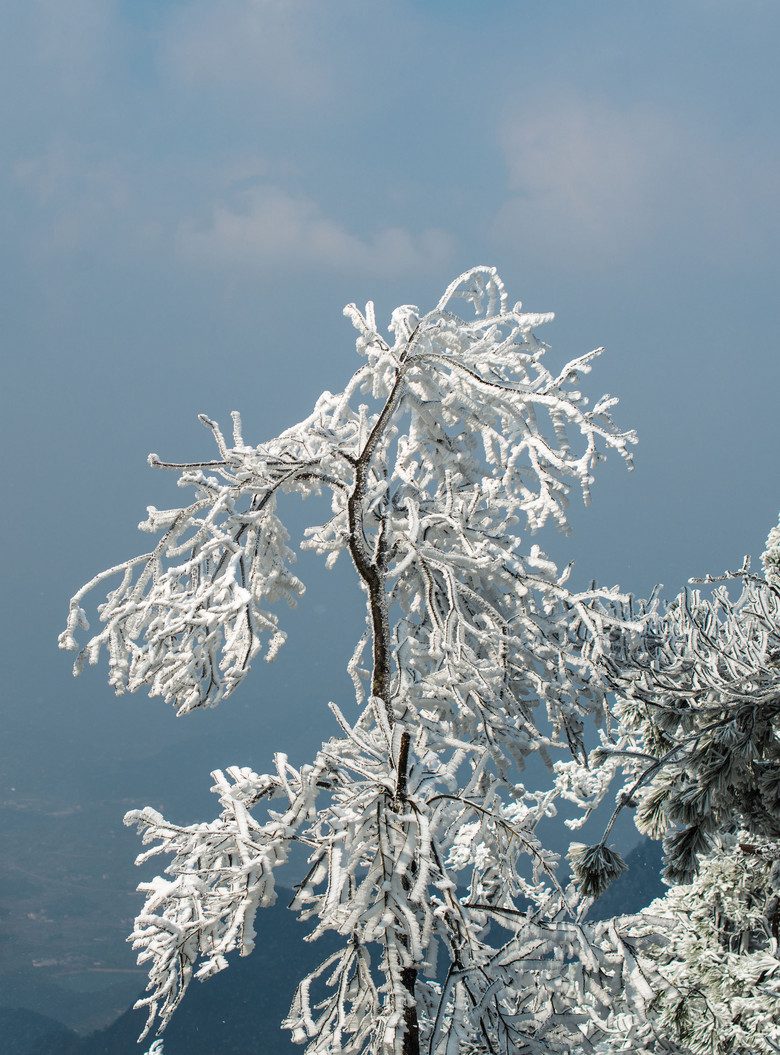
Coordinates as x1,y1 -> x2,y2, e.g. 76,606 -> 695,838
346,366 -> 420,1055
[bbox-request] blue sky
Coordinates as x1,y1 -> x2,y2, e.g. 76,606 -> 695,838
1,0 -> 779,924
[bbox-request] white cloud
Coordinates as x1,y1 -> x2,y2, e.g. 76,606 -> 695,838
494,92 -> 780,268
159,0 -> 335,108
176,182 -> 456,277
13,142 -> 131,255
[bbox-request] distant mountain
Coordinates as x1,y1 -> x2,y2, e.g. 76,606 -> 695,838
0,1007 -> 79,1055
49,895 -> 339,1055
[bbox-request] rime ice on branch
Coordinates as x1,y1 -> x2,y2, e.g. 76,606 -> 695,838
566,510 -> 780,890
62,267 -> 673,1054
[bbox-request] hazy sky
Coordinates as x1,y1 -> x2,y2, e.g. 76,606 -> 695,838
2,0 -> 780,911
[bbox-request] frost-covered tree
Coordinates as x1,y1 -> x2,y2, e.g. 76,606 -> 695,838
557,512 -> 780,1052
563,832 -> 780,1055
625,834 -> 780,1055
61,267 -> 674,1054
570,512 -> 780,886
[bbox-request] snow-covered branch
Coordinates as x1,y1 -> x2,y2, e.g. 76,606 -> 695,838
63,267 -> 678,1055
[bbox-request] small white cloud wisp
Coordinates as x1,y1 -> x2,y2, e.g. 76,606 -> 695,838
494,91 -> 780,269
177,182 -> 455,278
